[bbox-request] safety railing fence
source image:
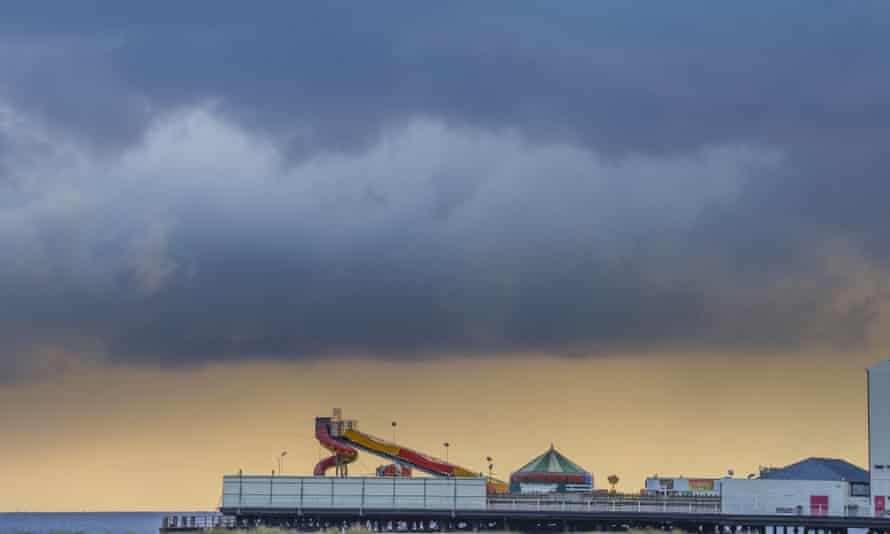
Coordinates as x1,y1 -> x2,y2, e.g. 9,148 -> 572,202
161,514 -> 230,530
222,476 -> 488,511
487,497 -> 722,514
719,503 -> 866,517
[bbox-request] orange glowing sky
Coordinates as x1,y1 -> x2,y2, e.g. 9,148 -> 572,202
0,351 -> 877,511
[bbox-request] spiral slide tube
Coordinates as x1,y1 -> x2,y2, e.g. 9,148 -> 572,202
313,417 -> 358,476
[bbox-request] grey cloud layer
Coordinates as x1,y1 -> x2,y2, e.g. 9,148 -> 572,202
1,2 -> 889,379
4,3 -> 888,155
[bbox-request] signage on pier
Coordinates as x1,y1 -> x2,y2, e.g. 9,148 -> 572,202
688,479 -> 714,491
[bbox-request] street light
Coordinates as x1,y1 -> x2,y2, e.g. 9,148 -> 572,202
443,442 -> 450,463
278,451 -> 288,475
486,456 -> 493,480
391,421 -> 397,443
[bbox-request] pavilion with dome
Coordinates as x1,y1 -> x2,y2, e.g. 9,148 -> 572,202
509,445 -> 594,494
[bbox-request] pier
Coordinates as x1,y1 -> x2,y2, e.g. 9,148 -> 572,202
157,493 -> 890,533
203,501 -> 890,533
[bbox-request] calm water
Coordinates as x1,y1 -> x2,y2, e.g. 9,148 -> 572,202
0,512 -> 216,534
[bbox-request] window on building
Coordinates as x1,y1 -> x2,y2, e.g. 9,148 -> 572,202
851,483 -> 870,497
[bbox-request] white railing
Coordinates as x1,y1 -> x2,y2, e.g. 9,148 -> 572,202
487,497 -> 721,514
161,514 -> 229,530
221,476 -> 487,511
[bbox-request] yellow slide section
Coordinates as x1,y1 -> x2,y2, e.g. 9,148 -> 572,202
452,467 -> 478,478
342,429 -> 401,457
341,427 -> 509,494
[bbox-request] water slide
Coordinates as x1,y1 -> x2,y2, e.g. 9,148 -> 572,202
313,417 -> 358,476
313,415 -> 507,493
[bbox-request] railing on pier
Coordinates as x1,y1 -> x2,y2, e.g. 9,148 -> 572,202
221,476 -> 487,511
160,514 -> 231,531
487,496 -> 722,514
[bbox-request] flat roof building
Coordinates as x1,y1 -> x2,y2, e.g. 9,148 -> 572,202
644,477 -> 722,497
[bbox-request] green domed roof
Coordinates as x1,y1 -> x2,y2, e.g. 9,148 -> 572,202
515,445 -> 587,474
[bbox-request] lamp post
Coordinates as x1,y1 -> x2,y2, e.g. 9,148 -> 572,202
443,442 -> 450,463
278,451 -> 288,474
391,421 -> 397,443
486,456 -> 493,481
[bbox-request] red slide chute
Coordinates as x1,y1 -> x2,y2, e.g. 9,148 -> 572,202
313,417 -> 357,476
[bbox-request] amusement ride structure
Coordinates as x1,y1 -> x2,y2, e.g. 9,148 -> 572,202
314,409 -> 509,494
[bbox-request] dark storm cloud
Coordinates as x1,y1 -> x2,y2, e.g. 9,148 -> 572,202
1,1 -> 890,379
2,2 -> 887,155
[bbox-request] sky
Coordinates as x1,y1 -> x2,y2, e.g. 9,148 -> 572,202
1,1 -> 890,511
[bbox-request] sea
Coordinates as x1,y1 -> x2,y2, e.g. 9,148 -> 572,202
0,512 -> 217,534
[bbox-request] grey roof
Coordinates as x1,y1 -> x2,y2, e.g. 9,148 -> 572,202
759,457 -> 868,483
868,357 -> 890,372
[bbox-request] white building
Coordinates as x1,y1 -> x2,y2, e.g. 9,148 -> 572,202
721,479 -> 852,517
868,358 -> 890,517
719,457 -> 871,518
644,477 -> 722,497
